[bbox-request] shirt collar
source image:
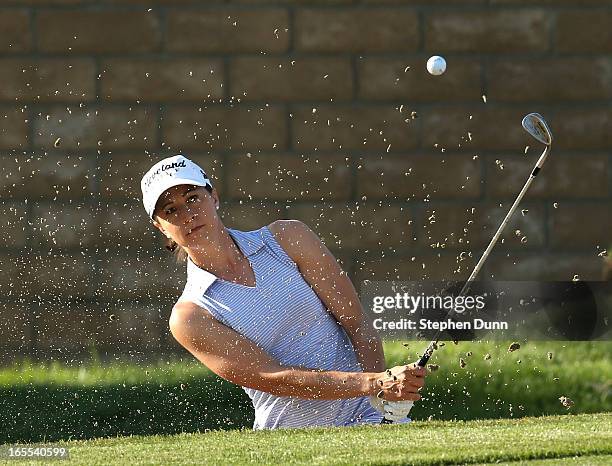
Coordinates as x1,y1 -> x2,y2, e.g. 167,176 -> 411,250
185,228 -> 265,293
186,256 -> 217,294
227,227 -> 265,257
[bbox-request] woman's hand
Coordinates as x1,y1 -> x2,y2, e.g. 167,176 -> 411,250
373,363 -> 428,402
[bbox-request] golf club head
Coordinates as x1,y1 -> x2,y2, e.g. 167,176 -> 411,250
522,113 -> 553,146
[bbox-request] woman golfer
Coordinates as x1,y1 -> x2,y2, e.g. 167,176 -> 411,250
141,155 -> 427,429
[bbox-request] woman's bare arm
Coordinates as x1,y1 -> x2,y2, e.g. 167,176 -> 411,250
170,301 -> 376,399
169,301 -> 424,401
268,220 -> 385,372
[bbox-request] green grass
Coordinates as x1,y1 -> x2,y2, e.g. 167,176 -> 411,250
0,341 -> 609,443
3,413 -> 609,466
0,357 -> 211,387
384,340 -> 611,420
472,456 -> 612,465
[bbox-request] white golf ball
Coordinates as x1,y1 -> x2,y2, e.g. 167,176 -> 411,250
427,55 -> 447,76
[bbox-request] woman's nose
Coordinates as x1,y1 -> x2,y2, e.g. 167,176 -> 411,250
183,212 -> 198,224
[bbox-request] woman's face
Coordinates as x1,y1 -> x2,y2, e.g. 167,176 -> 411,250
152,184 -> 219,247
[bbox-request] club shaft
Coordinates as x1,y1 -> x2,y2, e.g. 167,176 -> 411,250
383,118 -> 551,422
416,147 -> 549,367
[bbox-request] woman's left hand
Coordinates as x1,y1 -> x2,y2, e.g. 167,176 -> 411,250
374,363 -> 428,402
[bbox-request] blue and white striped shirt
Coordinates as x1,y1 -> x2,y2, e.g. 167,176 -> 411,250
178,225 -> 384,429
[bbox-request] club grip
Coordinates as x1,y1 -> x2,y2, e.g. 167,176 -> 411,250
417,353 -> 431,367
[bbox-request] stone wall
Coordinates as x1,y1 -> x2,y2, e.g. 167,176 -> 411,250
0,0 -> 610,361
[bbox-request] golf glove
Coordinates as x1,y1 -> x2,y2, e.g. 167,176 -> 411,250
369,396 -> 414,422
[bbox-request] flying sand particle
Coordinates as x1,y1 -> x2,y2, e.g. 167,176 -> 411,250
459,358 -> 467,368
558,396 -> 574,409
427,364 -> 439,372
508,342 -> 521,352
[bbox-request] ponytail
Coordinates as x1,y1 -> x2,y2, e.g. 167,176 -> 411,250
164,236 -> 189,264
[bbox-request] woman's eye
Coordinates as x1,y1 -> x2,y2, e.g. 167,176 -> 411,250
163,195 -> 198,214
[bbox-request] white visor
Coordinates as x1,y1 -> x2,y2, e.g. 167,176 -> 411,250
140,155 -> 212,219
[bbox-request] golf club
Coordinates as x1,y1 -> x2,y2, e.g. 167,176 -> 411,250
381,113 -> 553,422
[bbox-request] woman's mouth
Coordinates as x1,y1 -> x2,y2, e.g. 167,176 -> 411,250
188,225 -> 204,235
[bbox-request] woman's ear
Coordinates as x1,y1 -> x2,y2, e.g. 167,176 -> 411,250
152,219 -> 167,236
211,187 -> 220,210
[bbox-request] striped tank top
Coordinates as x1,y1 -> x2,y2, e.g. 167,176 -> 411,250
178,225 -> 384,429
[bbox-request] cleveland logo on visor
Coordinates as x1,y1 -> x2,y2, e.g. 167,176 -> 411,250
143,160 -> 188,189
